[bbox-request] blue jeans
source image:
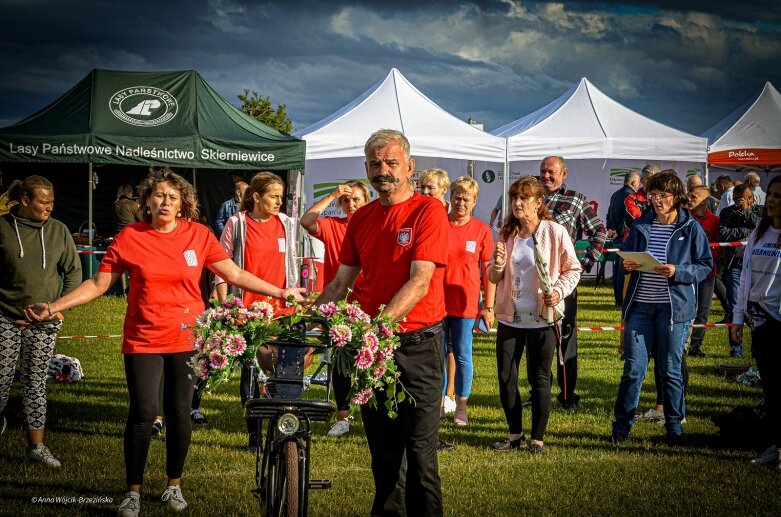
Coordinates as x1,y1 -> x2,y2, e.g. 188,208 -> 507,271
613,302 -> 689,437
442,316 -> 475,398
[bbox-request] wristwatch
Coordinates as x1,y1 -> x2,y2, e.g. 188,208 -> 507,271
486,307 -> 495,313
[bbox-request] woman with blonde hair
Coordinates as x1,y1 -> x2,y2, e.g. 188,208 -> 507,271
442,176 -> 495,426
488,176 -> 581,454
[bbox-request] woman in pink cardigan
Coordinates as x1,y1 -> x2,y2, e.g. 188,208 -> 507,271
488,176 -> 581,454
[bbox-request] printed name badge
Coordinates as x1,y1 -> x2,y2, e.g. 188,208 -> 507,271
465,240 -> 477,253
183,249 -> 198,267
278,238 -> 286,252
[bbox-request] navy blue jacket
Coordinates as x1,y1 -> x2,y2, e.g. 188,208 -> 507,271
606,185 -> 634,242
621,208 -> 713,323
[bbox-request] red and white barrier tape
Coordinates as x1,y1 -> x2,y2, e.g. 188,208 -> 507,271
57,334 -> 122,340
603,241 -> 746,253
475,322 -> 733,334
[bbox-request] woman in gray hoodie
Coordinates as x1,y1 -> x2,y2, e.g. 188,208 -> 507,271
0,175 -> 81,468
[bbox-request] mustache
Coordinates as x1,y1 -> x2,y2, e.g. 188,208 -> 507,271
371,175 -> 400,185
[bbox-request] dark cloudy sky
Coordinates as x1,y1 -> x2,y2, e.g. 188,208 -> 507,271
1,0 -> 779,135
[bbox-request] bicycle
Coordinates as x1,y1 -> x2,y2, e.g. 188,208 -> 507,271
245,316 -> 336,517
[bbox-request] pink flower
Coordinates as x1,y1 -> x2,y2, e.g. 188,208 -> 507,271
351,387 -> 374,405
362,332 -> 379,353
224,334 -> 247,357
209,351 -> 228,369
379,323 -> 394,338
329,325 -> 352,347
355,347 -> 375,370
207,330 -> 227,352
346,304 -> 371,324
198,363 -> 209,380
372,364 -> 387,378
317,302 -> 338,318
249,301 -> 274,321
378,347 -> 394,363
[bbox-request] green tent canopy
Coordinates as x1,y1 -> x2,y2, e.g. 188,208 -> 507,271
0,69 -> 305,170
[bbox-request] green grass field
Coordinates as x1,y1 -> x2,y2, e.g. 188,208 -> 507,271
0,281 -> 777,516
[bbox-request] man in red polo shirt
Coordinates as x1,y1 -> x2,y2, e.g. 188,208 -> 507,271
317,129 -> 448,517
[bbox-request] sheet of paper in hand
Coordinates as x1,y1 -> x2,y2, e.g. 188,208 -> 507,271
616,251 -> 663,273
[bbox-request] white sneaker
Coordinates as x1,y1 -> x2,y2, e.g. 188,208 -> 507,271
117,493 -> 140,517
443,396 -> 457,415
161,485 -> 187,511
751,445 -> 780,466
657,417 -> 687,425
26,443 -> 61,468
327,419 -> 350,437
636,408 -> 664,420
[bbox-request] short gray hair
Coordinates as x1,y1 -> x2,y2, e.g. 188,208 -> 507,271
744,171 -> 760,187
641,163 -> 661,178
364,129 -> 411,160
624,171 -> 640,186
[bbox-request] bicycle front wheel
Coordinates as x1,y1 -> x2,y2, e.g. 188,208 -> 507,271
274,440 -> 300,517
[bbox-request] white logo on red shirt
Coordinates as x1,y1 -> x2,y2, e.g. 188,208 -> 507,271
397,228 -> 412,246
183,249 -> 198,266
465,240 -> 477,253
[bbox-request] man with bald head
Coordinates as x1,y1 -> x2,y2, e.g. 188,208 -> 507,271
539,156 -> 606,409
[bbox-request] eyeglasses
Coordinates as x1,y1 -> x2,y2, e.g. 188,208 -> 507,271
648,192 -> 673,201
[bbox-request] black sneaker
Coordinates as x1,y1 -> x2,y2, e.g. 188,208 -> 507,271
610,432 -> 627,445
437,440 -> 456,452
491,435 -> 527,451
666,433 -> 684,447
528,443 -> 544,455
688,348 -> 706,357
190,409 -> 208,425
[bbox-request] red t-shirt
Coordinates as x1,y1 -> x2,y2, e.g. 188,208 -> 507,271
311,216 -> 349,287
694,209 -> 721,278
444,217 -> 494,318
340,193 -> 448,332
99,220 -> 228,354
243,215 -> 290,314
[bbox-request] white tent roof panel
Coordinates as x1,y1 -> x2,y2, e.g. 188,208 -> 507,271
294,68 -> 506,162
493,78 -> 706,162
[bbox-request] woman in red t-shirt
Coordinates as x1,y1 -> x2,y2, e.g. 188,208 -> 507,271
214,171 -> 306,449
443,177 -> 495,426
27,168 -> 303,516
301,180 -> 371,436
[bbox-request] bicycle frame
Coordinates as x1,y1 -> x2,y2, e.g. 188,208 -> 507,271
245,318 -> 336,517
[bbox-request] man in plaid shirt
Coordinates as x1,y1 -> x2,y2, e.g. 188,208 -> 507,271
540,156 -> 606,409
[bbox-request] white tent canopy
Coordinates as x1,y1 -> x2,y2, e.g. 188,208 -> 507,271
486,78 -> 706,233
494,77 -> 707,162
701,81 -> 781,167
294,68 -> 506,221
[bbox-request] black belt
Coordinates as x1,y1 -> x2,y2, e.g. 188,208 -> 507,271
398,321 -> 444,345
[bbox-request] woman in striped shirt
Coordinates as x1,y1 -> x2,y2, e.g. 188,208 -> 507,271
612,171 -> 712,446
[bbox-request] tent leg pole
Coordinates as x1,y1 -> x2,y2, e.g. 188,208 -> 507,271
88,163 -> 94,277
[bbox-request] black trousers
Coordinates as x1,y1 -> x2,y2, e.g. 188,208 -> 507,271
496,323 -> 557,440
333,369 -> 352,412
556,289 -> 579,405
123,351 -> 195,485
690,276 -> 716,350
752,316 -> 781,444
361,322 -> 444,517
